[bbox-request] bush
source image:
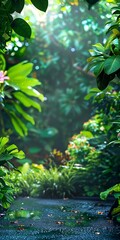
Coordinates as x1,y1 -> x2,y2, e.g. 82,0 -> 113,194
66,85 -> 120,196
4,163 -> 79,199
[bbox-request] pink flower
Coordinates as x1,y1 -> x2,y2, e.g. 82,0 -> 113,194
0,71 -> 9,83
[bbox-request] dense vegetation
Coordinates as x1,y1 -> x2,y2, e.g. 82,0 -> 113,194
0,0 -> 120,223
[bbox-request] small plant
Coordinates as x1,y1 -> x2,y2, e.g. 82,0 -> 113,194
0,136 -> 25,209
4,163 -> 78,199
100,183 -> 120,224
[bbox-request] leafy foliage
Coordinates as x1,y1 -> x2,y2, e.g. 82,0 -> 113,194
6,0 -> 112,154
87,3 -> 120,90
0,136 -> 25,209
100,184 -> 120,223
0,55 -> 44,137
4,163 -> 77,198
66,84 -> 120,196
0,0 -> 48,49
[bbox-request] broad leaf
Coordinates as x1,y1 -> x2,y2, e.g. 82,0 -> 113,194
7,77 -> 41,90
21,87 -> 44,101
104,55 -> 120,74
13,150 -> 25,159
14,103 -> 35,125
93,61 -> 104,76
6,144 -> 18,152
8,61 -> 33,77
0,137 -> 9,148
0,54 -> 6,70
93,43 -> 105,52
10,114 -> 27,137
81,131 -> 93,138
14,0 -> 25,13
31,0 -> 48,12
11,18 -> 31,38
13,92 -> 41,111
0,154 -> 13,161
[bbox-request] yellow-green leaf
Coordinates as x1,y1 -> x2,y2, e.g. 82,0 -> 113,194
13,92 -> 41,111
14,103 -> 35,124
8,61 -> 33,78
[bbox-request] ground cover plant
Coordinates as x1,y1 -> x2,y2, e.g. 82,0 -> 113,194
100,183 -> 120,223
4,163 -> 78,199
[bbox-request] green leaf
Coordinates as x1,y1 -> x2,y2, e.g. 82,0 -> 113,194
105,33 -> 118,48
81,131 -> 93,138
11,18 -> 31,38
14,0 -> 25,13
13,150 -> 25,159
10,115 -> 26,137
114,193 -> 120,199
93,43 -> 105,52
8,61 -> 33,78
100,184 -> 120,200
93,61 -> 104,76
2,200 -> 11,209
5,194 -> 14,204
96,70 -> 115,90
111,205 -> 120,216
13,92 -> 41,111
0,54 -> 6,70
0,169 -> 6,177
0,193 -> 3,199
6,144 -> 17,152
13,103 -> 35,125
9,149 -> 19,155
0,153 -> 13,161
13,115 -> 28,136
7,77 -> 41,90
31,0 -> 48,12
84,92 -> 95,100
21,88 -> 44,101
0,137 -> 9,148
104,55 -> 120,74
0,178 -> 6,187
20,162 -> 30,174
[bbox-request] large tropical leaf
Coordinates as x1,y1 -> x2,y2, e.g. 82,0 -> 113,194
104,55 -> 120,75
7,61 -> 33,77
13,103 -> 35,125
30,0 -> 48,12
11,18 -> 31,38
21,87 -> 44,101
13,92 -> 41,111
10,112 -> 28,136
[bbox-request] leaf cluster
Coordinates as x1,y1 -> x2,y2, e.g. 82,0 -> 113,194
100,184 -> 120,223
0,0 -> 48,49
11,0 -> 111,153
0,136 -> 25,209
4,163 -> 77,198
88,4 -> 120,90
0,55 -> 44,137
66,85 -> 120,196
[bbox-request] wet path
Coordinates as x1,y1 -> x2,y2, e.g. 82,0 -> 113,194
0,197 -> 120,240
